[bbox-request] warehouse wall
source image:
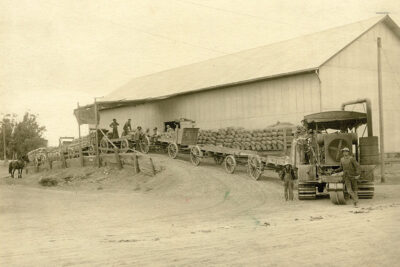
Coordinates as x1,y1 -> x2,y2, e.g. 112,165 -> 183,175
99,73 -> 321,134
320,21 -> 400,152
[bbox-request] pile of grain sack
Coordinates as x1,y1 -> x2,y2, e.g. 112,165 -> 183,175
197,125 -> 295,151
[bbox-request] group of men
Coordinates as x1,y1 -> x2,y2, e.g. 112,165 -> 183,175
109,118 -> 159,139
280,147 -> 360,207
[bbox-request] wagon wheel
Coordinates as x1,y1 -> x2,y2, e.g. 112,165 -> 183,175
87,145 -> 95,156
120,139 -> 130,153
99,139 -> 109,154
213,155 -> 224,165
224,155 -> 236,174
68,148 -> 74,159
248,155 -> 263,180
190,146 -> 202,166
140,136 -> 150,154
168,143 -> 179,159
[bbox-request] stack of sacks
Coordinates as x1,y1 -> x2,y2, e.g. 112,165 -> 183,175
197,126 -> 295,151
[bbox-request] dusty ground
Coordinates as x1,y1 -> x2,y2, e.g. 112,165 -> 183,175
1,154 -> 400,266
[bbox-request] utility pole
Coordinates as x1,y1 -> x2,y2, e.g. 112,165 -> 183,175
377,37 -> 385,183
2,122 -> 7,164
94,98 -> 100,167
77,102 -> 84,167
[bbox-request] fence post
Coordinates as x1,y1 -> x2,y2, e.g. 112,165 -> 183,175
79,149 -> 84,167
149,157 -> 156,176
132,154 -> 140,174
114,148 -> 123,170
60,152 -> 67,168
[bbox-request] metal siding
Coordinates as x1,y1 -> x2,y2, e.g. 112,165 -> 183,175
320,22 -> 400,152
99,73 -> 320,134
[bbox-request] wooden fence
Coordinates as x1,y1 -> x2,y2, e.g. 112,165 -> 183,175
26,151 -> 157,176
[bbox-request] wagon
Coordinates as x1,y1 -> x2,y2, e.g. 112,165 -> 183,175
189,144 -> 258,173
64,129 -> 109,158
66,133 -> 96,158
27,147 -> 60,166
156,119 -> 199,158
99,129 -> 150,154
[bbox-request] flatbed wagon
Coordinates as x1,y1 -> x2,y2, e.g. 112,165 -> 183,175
189,144 -> 257,173
189,144 -> 290,176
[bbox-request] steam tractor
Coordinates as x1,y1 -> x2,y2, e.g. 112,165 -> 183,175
293,99 -> 378,204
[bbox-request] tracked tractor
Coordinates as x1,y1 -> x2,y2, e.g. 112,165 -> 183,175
293,99 -> 378,204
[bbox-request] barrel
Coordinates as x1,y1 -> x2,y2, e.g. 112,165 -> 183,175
359,136 -> 380,165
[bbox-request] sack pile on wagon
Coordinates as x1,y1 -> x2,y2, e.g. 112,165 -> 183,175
197,125 -> 295,152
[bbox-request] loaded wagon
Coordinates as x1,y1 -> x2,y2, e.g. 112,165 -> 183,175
65,129 -> 108,158
190,125 -> 294,175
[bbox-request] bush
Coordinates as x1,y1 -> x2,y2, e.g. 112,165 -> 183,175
39,177 -> 58,186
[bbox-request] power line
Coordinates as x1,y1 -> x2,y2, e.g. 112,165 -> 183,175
98,17 -> 229,56
174,0 -> 316,30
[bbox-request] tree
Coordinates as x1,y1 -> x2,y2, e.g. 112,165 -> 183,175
10,113 -> 47,157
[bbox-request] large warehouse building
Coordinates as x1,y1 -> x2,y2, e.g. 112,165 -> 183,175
96,15 -> 400,152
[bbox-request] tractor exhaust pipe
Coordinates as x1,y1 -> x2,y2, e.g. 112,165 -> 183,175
341,98 -> 373,136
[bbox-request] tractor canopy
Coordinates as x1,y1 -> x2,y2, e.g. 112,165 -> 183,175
303,111 -> 367,131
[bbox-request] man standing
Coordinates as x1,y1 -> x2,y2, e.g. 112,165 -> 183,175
109,118 -> 119,139
339,147 -> 361,207
122,119 -> 132,136
280,163 -> 296,201
134,126 -> 143,150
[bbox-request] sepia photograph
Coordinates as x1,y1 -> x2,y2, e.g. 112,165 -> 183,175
0,0 -> 399,266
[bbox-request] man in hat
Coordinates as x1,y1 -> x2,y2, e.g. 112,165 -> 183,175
134,126 -> 144,150
109,119 -> 119,139
122,119 -> 132,136
279,162 -> 296,201
338,147 -> 361,207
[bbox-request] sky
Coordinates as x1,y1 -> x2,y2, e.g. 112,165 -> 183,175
0,0 -> 399,146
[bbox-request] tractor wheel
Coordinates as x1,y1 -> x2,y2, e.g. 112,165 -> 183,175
168,143 -> 179,159
224,155 -> 236,174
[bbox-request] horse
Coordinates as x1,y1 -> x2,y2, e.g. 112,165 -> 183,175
9,155 -> 29,179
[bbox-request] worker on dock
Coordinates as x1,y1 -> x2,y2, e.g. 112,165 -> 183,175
338,147 -> 360,207
109,118 -> 119,139
280,162 -> 296,201
122,118 -> 132,136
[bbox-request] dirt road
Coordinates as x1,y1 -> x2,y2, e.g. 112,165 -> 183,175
1,156 -> 399,266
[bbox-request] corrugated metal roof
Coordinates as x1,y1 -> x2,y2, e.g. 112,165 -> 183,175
103,15 -> 397,103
